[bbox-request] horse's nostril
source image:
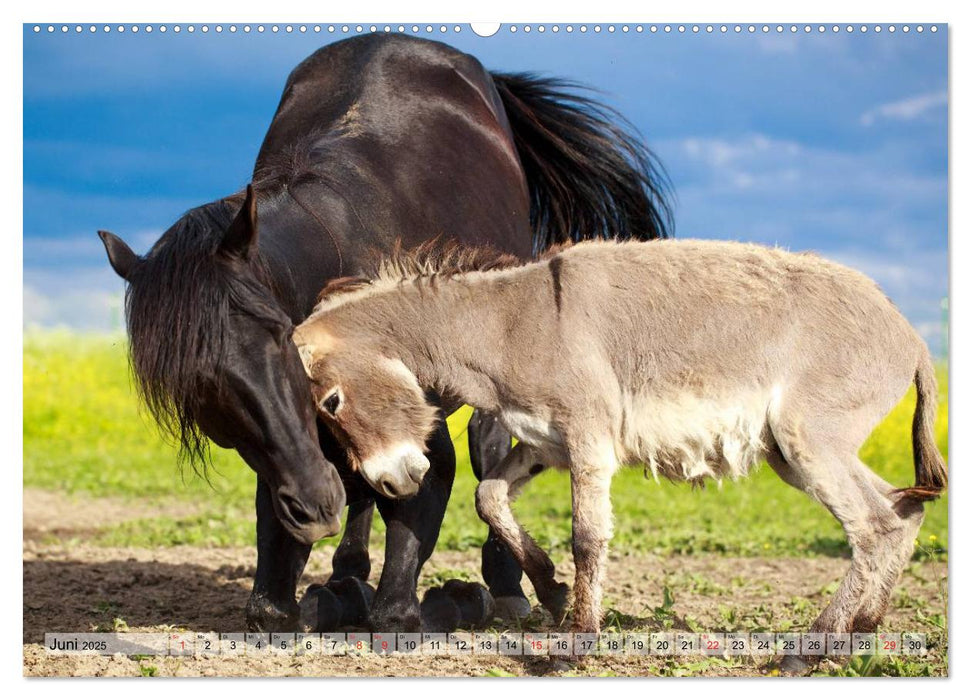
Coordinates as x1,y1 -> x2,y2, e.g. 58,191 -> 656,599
280,494 -> 314,526
380,479 -> 399,498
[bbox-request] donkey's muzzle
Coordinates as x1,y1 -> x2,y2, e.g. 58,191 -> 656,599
360,443 -> 430,500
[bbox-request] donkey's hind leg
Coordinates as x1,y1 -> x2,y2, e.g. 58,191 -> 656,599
475,443 -> 570,621
767,446 -> 898,632
849,466 -> 925,633
767,429 -> 911,673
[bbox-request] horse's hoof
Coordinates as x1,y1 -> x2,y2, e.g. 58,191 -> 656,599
370,599 -> 422,633
420,587 -> 462,632
778,654 -> 813,676
541,582 -> 572,625
327,577 -> 376,628
298,583 -> 343,632
493,595 -> 533,621
442,580 -> 495,629
245,594 -> 300,632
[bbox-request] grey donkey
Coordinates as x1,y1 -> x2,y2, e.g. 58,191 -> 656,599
293,239 -> 947,669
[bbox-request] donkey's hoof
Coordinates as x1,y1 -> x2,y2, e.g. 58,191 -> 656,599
298,583 -> 343,632
327,577 -> 376,628
420,587 -> 462,632
547,658 -> 575,674
541,582 -> 572,625
778,654 -> 813,676
441,580 -> 495,629
493,595 -> 533,621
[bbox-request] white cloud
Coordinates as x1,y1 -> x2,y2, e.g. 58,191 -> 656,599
24,284 -> 124,332
661,133 -> 945,206
654,132 -> 947,354
860,90 -> 948,127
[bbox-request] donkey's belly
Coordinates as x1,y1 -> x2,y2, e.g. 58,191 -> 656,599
619,388 -> 776,483
499,407 -> 567,459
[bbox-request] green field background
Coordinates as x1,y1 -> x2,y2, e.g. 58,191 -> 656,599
23,331 -> 948,558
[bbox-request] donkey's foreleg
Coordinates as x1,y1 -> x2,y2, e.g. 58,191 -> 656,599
476,443 -> 569,621
369,417 -> 456,632
247,477 -> 312,632
569,456 -> 616,634
468,409 -> 530,619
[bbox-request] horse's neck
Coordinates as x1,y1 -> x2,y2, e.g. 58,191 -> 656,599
255,190 -> 353,321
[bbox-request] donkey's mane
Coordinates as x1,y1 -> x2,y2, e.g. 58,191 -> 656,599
374,239 -> 523,282
313,239 -> 524,309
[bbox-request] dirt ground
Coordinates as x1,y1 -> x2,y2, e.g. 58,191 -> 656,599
23,492 -> 948,677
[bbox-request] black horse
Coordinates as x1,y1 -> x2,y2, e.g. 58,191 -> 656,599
99,34 -> 671,632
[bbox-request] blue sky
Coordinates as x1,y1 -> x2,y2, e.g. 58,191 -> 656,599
23,24 -> 948,354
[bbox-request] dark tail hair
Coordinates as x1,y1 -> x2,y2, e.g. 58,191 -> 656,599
894,346 -> 948,503
491,72 -> 673,254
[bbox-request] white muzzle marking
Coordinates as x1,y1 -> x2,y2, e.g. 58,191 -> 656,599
359,442 -> 430,499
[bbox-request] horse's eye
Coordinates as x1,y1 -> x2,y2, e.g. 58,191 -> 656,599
322,390 -> 341,416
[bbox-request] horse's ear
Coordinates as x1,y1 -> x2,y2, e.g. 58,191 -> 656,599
220,184 -> 258,259
98,230 -> 140,281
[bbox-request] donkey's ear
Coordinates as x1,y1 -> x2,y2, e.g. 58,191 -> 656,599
220,184 -> 258,259
98,230 -> 140,281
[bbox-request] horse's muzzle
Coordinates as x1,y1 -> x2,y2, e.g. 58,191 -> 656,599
276,489 -> 344,543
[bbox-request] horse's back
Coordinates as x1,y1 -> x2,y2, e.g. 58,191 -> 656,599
256,35 -> 507,168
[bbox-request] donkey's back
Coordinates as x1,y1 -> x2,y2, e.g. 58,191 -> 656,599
541,240 -> 942,495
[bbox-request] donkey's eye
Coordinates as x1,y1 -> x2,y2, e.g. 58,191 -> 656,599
322,391 -> 341,416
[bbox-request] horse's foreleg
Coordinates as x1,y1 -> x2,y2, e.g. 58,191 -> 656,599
468,409 -> 530,619
329,499 -> 374,582
369,416 -> 456,632
292,498 -> 376,632
246,476 -> 312,632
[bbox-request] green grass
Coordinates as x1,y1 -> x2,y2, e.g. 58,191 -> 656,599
24,331 -> 948,556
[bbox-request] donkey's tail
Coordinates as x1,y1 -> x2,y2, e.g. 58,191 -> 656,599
894,345 -> 948,503
491,72 -> 673,253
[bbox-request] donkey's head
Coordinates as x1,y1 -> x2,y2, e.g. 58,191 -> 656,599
293,322 -> 438,499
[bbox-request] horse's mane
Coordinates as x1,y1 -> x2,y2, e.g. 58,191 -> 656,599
127,128 -> 360,469
125,201 -> 285,469
314,239 -> 524,308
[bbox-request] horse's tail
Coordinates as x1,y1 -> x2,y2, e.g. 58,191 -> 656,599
894,345 -> 948,504
491,72 -> 673,253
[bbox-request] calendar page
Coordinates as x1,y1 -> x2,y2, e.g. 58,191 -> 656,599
21,10 -> 949,681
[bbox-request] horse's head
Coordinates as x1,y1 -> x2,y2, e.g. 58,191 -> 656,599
98,186 -> 346,544
292,321 -> 438,499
